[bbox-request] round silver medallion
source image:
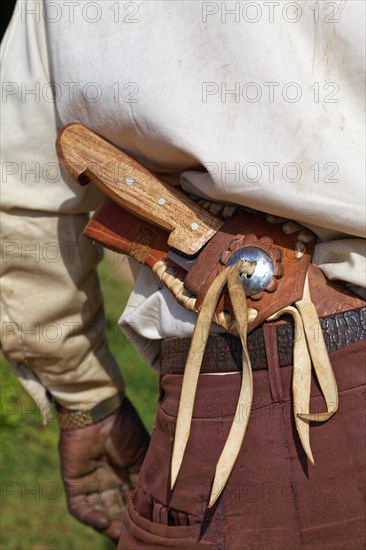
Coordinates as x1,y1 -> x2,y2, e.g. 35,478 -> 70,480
227,246 -> 274,296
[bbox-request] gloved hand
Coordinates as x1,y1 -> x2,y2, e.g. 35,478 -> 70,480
58,397 -> 150,541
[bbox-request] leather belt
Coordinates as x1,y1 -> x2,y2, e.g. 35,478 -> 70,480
160,306 -> 366,375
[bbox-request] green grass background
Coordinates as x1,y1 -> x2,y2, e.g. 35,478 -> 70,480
0,257 -> 159,549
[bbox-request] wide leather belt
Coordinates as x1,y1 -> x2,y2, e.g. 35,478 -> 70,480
160,306 -> 366,375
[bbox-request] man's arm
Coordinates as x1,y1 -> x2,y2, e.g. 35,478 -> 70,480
0,1 -> 149,540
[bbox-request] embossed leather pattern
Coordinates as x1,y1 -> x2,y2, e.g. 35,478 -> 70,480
84,197 -> 172,268
160,307 -> 366,374
185,210 -> 315,330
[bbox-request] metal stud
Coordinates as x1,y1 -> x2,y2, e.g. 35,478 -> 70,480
227,246 -> 274,296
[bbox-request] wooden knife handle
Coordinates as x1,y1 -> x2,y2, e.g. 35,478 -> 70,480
56,123 -> 222,256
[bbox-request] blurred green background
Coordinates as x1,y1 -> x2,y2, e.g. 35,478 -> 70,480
0,257 -> 159,549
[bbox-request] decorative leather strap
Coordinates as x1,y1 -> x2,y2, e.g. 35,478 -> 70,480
171,260 -> 254,507
56,392 -> 125,430
160,306 -> 366,375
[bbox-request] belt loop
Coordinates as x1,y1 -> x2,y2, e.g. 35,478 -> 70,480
263,323 -> 284,403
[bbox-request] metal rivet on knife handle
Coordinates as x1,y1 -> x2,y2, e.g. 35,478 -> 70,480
56,123 -> 223,256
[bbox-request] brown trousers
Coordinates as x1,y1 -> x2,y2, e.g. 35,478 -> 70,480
119,339 -> 365,549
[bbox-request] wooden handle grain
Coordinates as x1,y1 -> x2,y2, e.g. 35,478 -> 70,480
56,123 -> 222,256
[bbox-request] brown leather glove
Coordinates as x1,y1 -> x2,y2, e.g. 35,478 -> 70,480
58,397 -> 150,541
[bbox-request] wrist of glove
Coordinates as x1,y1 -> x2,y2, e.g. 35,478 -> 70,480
55,392 -> 126,430
58,396 -> 150,541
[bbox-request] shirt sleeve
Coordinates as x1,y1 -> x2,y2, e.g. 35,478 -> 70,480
0,0 -> 124,421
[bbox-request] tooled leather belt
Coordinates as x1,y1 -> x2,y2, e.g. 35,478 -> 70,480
160,306 -> 366,375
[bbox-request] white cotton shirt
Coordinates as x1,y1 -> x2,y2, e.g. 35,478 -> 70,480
2,0 -> 365,370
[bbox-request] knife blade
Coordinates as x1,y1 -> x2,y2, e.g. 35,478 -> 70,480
167,250 -> 198,271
